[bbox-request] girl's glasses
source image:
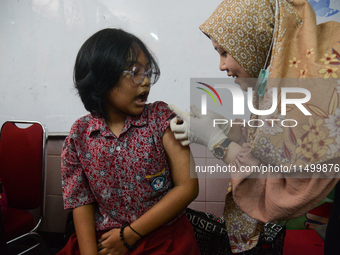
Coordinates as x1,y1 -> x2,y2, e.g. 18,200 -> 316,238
123,65 -> 158,85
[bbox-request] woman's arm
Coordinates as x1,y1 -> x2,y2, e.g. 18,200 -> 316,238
98,128 -> 198,254
73,204 -> 97,255
168,104 -> 339,222
221,140 -> 340,222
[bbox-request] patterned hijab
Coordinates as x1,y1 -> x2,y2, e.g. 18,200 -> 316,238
200,1 -> 340,252
200,0 -> 340,169
200,0 -> 276,78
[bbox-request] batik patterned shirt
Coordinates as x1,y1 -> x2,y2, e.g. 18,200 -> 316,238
61,101 -> 180,231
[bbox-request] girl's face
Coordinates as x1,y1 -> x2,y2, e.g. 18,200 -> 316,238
211,38 -> 255,91
105,51 -> 150,121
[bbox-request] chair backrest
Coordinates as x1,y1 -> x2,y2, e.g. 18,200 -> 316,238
0,121 -> 48,211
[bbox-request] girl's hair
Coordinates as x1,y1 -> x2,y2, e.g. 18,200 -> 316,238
74,28 -> 160,117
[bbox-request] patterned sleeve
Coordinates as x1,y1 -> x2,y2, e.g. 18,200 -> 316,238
234,118 -> 249,146
153,101 -> 177,134
229,129 -> 339,222
61,134 -> 96,210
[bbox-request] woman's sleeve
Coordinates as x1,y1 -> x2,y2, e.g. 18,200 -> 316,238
61,136 -> 96,210
235,120 -> 249,146
229,126 -> 339,222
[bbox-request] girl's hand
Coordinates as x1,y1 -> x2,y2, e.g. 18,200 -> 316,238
97,228 -> 128,255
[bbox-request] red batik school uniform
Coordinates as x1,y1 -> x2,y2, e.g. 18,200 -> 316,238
58,101 -> 200,255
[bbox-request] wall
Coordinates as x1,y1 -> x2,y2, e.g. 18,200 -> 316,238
0,0 -> 223,134
40,136 -> 68,232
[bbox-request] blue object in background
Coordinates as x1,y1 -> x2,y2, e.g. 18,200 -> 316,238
308,0 -> 339,17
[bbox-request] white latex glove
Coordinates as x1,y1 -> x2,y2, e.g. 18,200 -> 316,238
191,106 -> 232,136
168,104 -> 191,146
169,104 -> 228,151
189,104 -> 227,151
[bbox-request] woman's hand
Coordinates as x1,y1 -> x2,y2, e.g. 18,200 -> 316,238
168,104 -> 191,146
169,104 -> 228,150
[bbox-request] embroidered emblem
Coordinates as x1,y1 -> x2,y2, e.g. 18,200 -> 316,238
151,177 -> 165,191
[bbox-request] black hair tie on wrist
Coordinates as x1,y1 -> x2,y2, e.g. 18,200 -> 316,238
129,225 -> 144,238
120,223 -> 137,250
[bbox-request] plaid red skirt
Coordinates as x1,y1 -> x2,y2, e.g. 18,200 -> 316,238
57,214 -> 200,255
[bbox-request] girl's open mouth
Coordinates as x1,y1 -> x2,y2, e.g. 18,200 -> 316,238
135,91 -> 149,105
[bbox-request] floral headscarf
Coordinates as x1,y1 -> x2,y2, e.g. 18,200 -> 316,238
248,0 -> 340,169
200,0 -> 276,78
200,1 -> 278,252
201,0 -> 340,169
199,0 -> 340,252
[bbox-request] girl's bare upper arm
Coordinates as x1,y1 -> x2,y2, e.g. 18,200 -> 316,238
162,127 -> 197,188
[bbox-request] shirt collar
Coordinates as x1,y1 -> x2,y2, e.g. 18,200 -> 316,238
87,105 -> 149,137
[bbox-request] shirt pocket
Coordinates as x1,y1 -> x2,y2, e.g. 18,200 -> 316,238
144,167 -> 167,192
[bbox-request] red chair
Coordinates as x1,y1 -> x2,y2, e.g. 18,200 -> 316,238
0,121 -> 49,254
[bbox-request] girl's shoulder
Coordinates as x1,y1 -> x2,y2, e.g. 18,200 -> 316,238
145,101 -> 172,116
144,101 -> 175,133
68,114 -> 104,137
70,114 -> 93,129
73,113 -> 95,124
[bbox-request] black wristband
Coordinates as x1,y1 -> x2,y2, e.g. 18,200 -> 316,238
129,225 -> 144,238
120,223 -> 136,250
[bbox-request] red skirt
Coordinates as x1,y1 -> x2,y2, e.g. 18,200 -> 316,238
57,214 -> 200,255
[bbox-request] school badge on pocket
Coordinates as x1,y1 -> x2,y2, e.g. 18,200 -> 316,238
151,176 -> 165,191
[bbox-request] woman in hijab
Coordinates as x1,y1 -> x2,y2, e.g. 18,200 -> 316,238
170,0 -> 340,253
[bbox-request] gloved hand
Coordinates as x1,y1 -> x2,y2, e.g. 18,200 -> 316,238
169,104 -> 230,151
190,104 -> 228,150
168,104 -> 191,146
192,106 -> 232,136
